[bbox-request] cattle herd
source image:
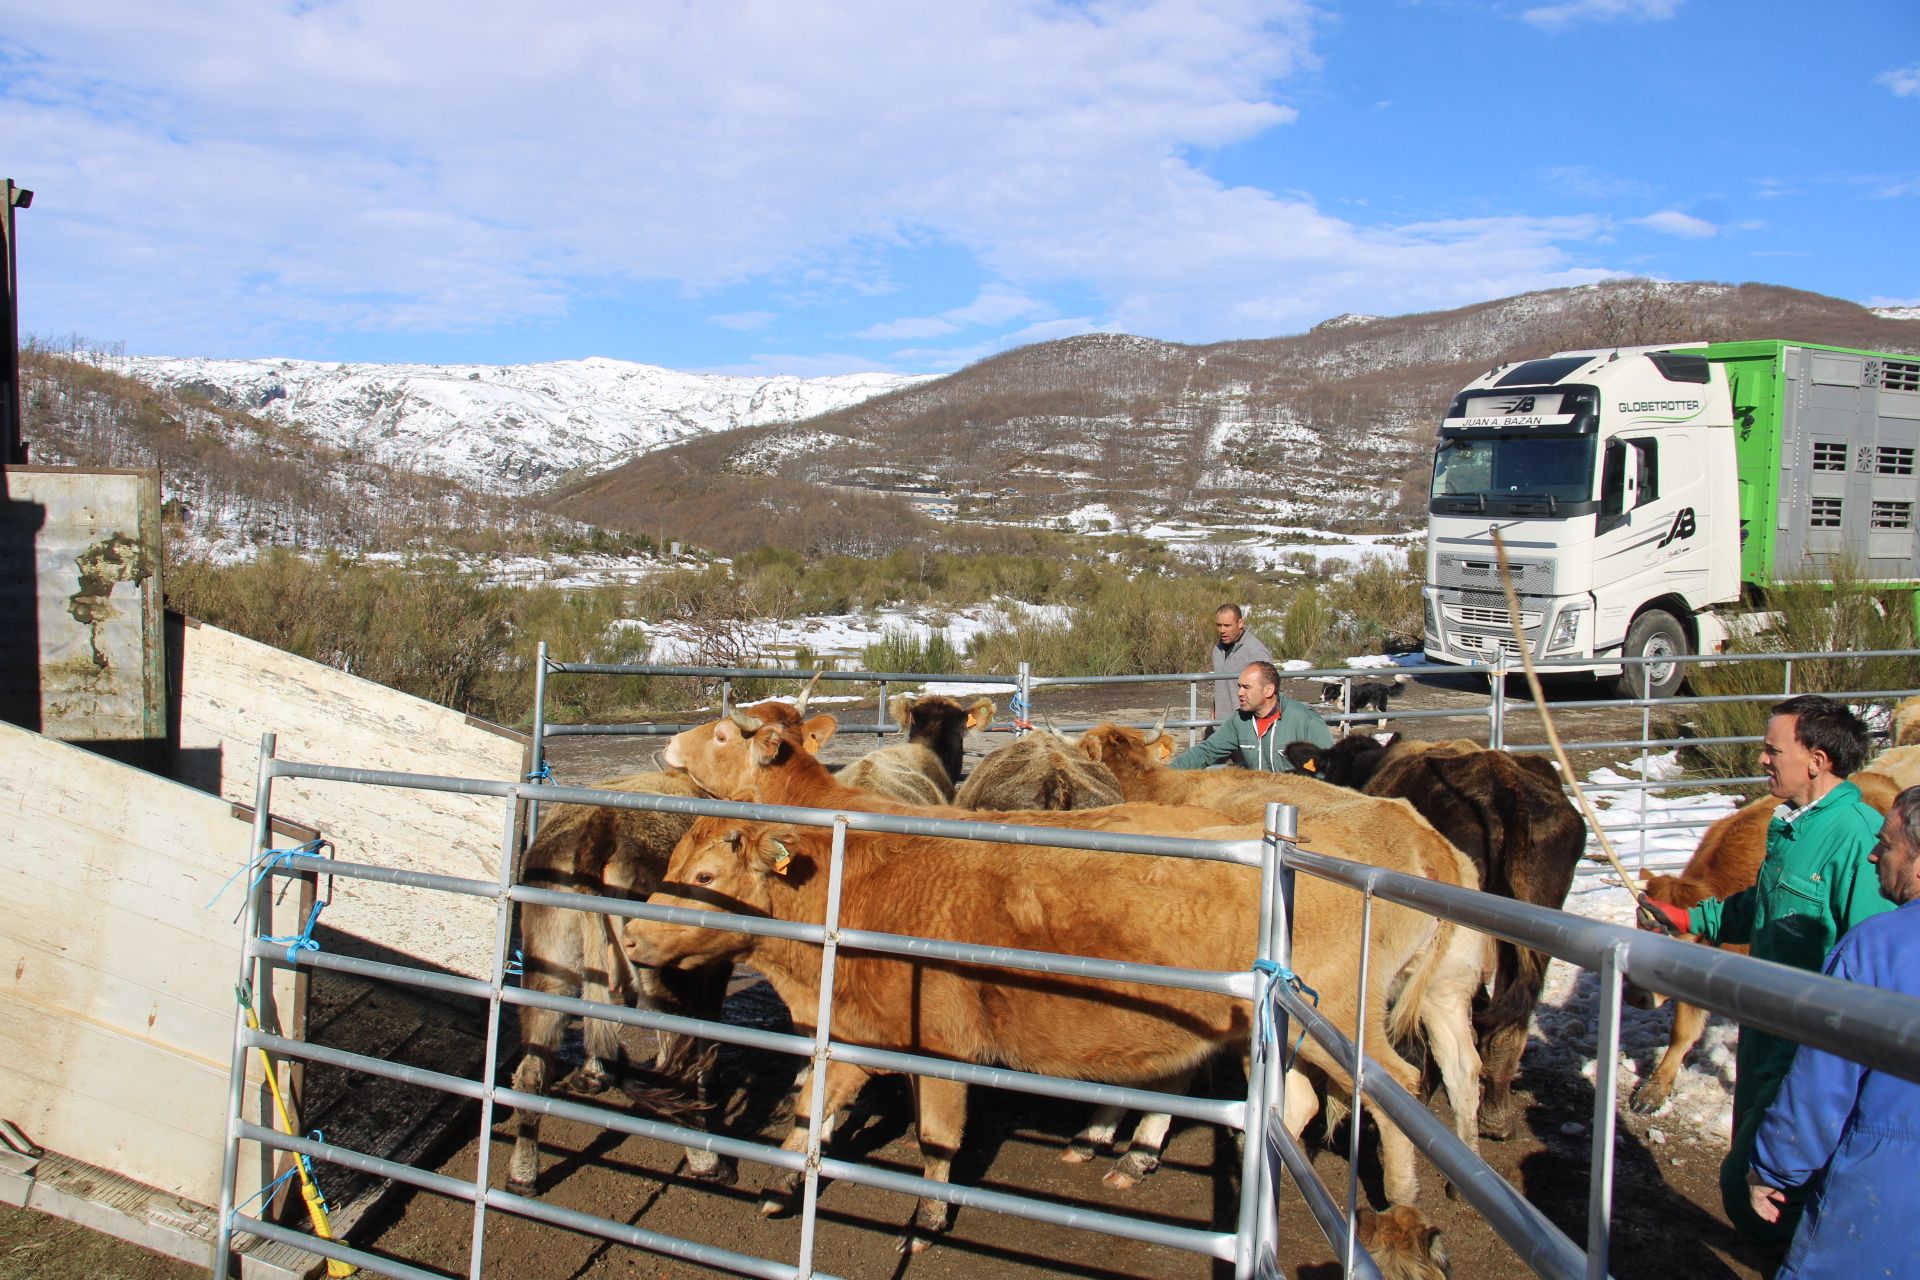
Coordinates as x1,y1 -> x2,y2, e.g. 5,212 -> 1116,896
497,682 -> 1920,1275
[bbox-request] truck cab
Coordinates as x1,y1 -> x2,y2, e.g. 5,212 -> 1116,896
1422,345 -> 1740,696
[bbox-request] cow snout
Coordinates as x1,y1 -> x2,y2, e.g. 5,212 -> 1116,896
1621,981 -> 1666,1012
661,733 -> 688,770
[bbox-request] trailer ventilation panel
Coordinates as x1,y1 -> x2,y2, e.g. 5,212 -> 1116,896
1884,361 -> 1920,394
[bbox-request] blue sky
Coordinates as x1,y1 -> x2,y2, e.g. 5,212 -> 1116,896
3,0 -> 1916,376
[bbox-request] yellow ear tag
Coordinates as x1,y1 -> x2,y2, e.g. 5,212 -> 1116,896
1303,760 -> 1317,773
770,839 -> 793,876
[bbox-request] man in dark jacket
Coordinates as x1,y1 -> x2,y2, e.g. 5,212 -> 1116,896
1209,603 -> 1273,722
1743,783 -> 1920,1280
1171,660 -> 1331,772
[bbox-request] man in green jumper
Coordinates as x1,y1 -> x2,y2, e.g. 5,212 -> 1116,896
1169,660 -> 1332,772
1638,693 -> 1894,1245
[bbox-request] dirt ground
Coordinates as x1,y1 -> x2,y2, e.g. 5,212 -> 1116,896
4,671 -> 1785,1280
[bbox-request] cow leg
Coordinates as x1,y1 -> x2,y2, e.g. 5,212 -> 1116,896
575,912 -> 632,1094
1475,936 -> 1553,1140
1421,927 -> 1485,1165
1104,1110 -> 1174,1190
507,896 -> 591,1196
648,962 -> 735,1184
1632,999 -> 1707,1115
899,1075 -> 968,1254
758,1061 -> 870,1217
1062,1105 -> 1122,1164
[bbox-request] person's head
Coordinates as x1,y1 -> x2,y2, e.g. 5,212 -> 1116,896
1237,660 -> 1280,715
1872,787 -> 1920,905
1215,604 -> 1247,647
1761,694 -> 1868,806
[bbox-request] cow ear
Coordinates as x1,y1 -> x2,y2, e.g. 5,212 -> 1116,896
750,826 -> 806,878
887,694 -> 912,731
967,698 -> 996,730
749,726 -> 787,767
1283,742 -> 1323,773
1151,733 -> 1177,762
1077,732 -> 1104,763
802,714 -> 838,754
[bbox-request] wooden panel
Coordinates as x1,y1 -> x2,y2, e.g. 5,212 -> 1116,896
0,721 -> 301,1208
173,618 -> 527,977
0,467 -> 164,745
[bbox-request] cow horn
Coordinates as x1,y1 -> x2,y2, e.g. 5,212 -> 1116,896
794,669 -> 824,716
729,707 -> 763,734
1143,705 -> 1170,745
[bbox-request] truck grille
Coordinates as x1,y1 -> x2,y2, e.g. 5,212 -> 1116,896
1447,604 -> 1542,628
1434,554 -> 1554,595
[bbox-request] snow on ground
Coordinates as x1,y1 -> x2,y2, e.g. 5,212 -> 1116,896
623,598 -> 1069,666
1529,759 -> 1743,1144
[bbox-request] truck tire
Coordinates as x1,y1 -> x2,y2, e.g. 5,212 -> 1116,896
1614,610 -> 1688,699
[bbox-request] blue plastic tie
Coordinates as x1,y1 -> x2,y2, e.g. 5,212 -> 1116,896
1253,958 -> 1318,1066
504,948 -> 525,978
264,899 -> 328,965
204,838 -> 333,917
228,1165 -> 298,1230
526,760 -> 553,783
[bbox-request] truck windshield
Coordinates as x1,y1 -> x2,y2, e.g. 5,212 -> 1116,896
1430,435 -> 1595,513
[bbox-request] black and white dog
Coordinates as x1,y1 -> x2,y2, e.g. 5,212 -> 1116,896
1319,672 -> 1409,726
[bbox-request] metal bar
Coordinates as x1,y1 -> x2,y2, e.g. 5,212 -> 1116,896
239,1119 -> 477,1201
794,816 -> 851,1278
232,1215 -> 452,1280
465,800 -> 522,1278
248,940 -> 496,1002
1343,886 -> 1374,1277
528,639 -> 549,843
1588,941 -> 1625,1280
1263,1111 -> 1384,1280
212,732 -> 279,1280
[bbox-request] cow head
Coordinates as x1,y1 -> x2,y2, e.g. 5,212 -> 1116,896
660,691 -> 838,801
1284,733 -> 1398,788
1622,871 -> 1707,1010
1075,722 -> 1170,780
622,819 -> 812,970
889,693 -> 996,783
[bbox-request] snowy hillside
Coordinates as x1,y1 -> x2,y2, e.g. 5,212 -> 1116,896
104,354 -> 929,494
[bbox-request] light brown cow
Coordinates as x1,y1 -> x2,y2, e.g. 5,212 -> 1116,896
624,810 -> 1473,1251
1891,696 -> 1920,748
509,769 -> 724,1194
953,730 -> 1125,811
1628,768 -> 1899,1113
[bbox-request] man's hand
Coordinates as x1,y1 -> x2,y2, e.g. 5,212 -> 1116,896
1745,1167 -> 1786,1225
1636,893 -> 1689,936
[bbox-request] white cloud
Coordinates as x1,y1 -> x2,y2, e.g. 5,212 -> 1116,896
1522,0 -> 1680,29
1634,210 -> 1718,238
710,311 -> 777,332
2,1 -> 1647,364
1878,64 -> 1920,97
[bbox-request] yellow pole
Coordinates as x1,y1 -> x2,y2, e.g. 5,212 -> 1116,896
240,988 -> 357,1278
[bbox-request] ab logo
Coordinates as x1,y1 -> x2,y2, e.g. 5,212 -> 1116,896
1658,507 -> 1696,549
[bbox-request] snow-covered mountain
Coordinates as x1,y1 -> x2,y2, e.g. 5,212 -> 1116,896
104,354 -> 929,494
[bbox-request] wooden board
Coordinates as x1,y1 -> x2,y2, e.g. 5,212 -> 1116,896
0,720 -> 305,1208
171,616 -> 529,977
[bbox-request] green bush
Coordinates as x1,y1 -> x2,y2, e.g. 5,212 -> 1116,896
863,628 -> 961,675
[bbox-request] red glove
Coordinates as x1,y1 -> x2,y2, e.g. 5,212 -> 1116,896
1637,894 -> 1689,936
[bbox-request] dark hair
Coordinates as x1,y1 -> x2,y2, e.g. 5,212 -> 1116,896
1243,659 -> 1280,691
1773,694 -> 1868,777
1216,602 -> 1245,620
1890,786 -> 1920,850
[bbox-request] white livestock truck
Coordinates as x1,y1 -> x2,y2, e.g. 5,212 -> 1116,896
1421,339 -> 1920,696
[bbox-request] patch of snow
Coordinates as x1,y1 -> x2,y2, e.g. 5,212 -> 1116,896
1870,306 -> 1920,321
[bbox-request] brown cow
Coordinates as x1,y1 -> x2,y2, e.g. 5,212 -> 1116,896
1069,724 -> 1488,1176
953,730 -> 1125,811
508,769 -> 727,1194
1285,736 -> 1585,1141
624,811 -> 1474,1251
1891,697 -> 1920,748
1628,767 -> 1900,1113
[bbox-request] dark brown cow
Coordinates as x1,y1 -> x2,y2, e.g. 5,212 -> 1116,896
1628,767 -> 1900,1113
624,811 -> 1473,1251
1285,735 -> 1585,1141
896,691 -> 995,793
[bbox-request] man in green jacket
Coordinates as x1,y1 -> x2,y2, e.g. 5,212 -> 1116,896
1638,693 -> 1894,1245
1170,660 -> 1332,772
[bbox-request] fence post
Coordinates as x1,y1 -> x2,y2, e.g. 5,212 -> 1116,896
1188,678 -> 1201,747
527,641 -> 550,843
1017,661 -> 1033,736
1241,802 -> 1298,1279
795,814 -> 853,1278
1586,939 -> 1626,1280
466,798 -> 528,1277
212,733 -> 281,1280
876,679 -> 890,739
1489,660 -> 1506,750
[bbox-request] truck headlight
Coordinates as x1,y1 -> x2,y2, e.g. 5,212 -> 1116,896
1548,605 -> 1584,650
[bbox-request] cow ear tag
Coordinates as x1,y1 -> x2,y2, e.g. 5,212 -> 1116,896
770,839 -> 794,876
1303,759 -> 1317,773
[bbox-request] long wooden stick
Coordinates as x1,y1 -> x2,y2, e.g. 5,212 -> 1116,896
1491,531 -> 1645,900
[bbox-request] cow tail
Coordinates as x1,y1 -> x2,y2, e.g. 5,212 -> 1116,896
1473,942 -> 1550,1040
1385,919 -> 1452,1048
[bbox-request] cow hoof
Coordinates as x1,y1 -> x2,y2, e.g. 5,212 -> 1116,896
1060,1144 -> 1095,1165
1102,1169 -> 1140,1191
505,1175 -> 537,1198
687,1158 -> 737,1187
1478,1115 -> 1513,1141
897,1231 -> 933,1255
758,1190 -> 792,1218
576,1062 -> 614,1095
1629,1089 -> 1669,1117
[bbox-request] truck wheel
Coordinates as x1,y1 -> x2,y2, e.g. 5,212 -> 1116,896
1614,610 -> 1688,699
